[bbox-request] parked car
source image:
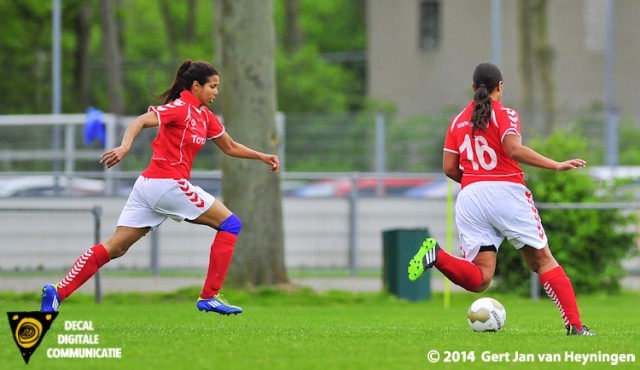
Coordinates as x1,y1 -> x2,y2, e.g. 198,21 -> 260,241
288,178 -> 431,197
0,176 -> 105,197
404,180 -> 461,198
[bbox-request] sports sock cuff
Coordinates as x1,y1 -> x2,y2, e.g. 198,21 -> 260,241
539,265 -> 565,283
434,247 -> 449,265
92,244 -> 111,267
215,230 -> 238,244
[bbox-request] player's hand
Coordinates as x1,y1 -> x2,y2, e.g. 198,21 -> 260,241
100,146 -> 129,169
262,154 -> 280,172
556,159 -> 587,171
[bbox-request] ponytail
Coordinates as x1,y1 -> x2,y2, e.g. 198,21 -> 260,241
470,63 -> 503,135
471,84 -> 491,134
155,59 -> 219,104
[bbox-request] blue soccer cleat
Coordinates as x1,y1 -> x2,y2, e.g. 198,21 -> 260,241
197,294 -> 243,315
41,284 -> 61,312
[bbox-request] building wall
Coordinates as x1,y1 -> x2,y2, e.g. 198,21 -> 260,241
367,0 -> 639,126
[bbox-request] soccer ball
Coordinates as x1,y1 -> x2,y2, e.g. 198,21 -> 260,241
467,297 -> 506,332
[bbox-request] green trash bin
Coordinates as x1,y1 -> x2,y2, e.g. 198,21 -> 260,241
383,228 -> 431,301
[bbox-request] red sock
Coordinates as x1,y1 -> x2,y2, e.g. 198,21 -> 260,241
57,244 -> 111,301
539,266 -> 582,330
200,231 -> 237,299
435,249 -> 483,291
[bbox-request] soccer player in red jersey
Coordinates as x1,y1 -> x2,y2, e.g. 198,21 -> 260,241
41,59 -> 279,315
408,62 -> 595,336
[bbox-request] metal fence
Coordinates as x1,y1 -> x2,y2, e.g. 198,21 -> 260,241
0,205 -> 104,303
1,114 -> 639,279
0,173 -> 453,273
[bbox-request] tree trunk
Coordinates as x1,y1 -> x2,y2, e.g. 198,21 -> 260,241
158,0 -> 180,63
218,0 -> 287,286
74,1 -> 93,110
284,0 -> 304,52
518,0 -> 556,136
518,0 -> 534,128
186,0 -> 197,43
532,0 -> 556,135
99,0 -> 125,116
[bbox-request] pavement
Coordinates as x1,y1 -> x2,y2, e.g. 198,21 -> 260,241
1,274 -> 639,294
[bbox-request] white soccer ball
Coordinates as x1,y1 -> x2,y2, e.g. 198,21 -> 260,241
467,297 -> 506,332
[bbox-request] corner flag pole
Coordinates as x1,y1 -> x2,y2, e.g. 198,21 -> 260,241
444,178 -> 453,308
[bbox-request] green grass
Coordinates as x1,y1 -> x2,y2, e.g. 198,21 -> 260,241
1,288 -> 639,370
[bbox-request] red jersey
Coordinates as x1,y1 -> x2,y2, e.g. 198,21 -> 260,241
141,90 -> 225,180
443,100 -> 525,189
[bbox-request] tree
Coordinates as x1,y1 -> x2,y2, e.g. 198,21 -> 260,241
283,0 -> 304,52
218,0 -> 287,286
518,0 -> 557,135
72,1 -> 93,109
99,0 -> 125,116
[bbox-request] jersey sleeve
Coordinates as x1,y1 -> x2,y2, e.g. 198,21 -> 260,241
496,106 -> 522,139
148,100 -> 188,126
444,129 -> 459,154
205,110 -> 225,139
443,116 -> 461,154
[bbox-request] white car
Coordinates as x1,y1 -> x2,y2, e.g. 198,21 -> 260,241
0,176 -> 105,197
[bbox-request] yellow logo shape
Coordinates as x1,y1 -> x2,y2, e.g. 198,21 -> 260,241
7,311 -> 58,364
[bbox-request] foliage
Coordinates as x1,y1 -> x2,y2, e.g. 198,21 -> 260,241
617,116 -> 640,165
283,112 -> 373,171
273,0 -> 366,53
569,103 -> 640,166
386,114 -> 451,172
0,0 -> 366,116
275,46 -> 357,113
494,128 -> 638,295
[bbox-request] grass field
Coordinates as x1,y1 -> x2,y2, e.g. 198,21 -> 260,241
1,287 -> 638,370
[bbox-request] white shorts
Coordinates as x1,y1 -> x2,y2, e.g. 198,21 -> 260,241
455,181 -> 548,261
117,176 -> 215,229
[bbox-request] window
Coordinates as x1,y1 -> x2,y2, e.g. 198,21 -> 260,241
420,1 -> 440,51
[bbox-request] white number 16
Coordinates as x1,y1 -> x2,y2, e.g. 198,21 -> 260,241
459,134 -> 497,171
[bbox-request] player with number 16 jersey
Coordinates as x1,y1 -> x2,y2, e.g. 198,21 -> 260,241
408,62 -> 593,336
444,100 -> 525,189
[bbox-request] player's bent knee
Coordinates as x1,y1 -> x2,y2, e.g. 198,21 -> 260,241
105,244 -> 128,259
472,281 -> 491,293
217,214 -> 242,235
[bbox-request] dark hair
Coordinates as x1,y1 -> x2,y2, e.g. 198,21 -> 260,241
470,62 -> 503,134
156,59 -> 219,104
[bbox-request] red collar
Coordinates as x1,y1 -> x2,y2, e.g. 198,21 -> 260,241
179,90 -> 203,107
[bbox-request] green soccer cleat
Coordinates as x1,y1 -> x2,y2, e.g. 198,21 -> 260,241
408,238 -> 440,281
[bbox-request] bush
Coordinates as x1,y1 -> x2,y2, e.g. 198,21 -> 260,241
494,129 -> 637,295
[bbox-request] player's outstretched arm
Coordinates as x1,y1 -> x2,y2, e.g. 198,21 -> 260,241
212,132 -> 280,172
100,111 -> 159,169
502,134 -> 586,171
